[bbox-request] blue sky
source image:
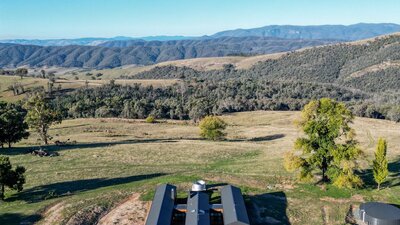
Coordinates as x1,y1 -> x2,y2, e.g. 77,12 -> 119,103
1,0 -> 400,39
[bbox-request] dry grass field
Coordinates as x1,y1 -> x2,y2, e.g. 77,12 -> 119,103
0,111 -> 399,225
0,75 -> 179,102
58,53 -> 287,80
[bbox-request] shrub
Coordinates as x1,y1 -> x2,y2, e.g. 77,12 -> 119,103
199,116 -> 227,141
145,116 -> 156,123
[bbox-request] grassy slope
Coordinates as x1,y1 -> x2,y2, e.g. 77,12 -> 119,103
57,53 -> 287,80
0,111 -> 399,224
0,75 -> 179,102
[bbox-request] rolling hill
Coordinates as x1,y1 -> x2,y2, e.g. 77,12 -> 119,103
133,33 -> 400,94
0,37 -> 337,69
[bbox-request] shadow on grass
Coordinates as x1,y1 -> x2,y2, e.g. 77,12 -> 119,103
247,191 -> 290,225
0,138 -> 179,156
51,123 -> 89,130
227,134 -> 286,142
7,173 -> 166,203
358,158 -> 400,189
0,213 -> 41,225
1,134 -> 285,156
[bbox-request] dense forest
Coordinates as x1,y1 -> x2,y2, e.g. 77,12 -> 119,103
49,79 -> 399,122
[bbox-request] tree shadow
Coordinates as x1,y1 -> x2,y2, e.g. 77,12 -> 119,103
6,173 -> 166,203
0,138 -> 179,156
358,158 -> 400,189
227,134 -> 285,142
0,213 -> 41,225
246,191 -> 290,225
51,124 -> 90,130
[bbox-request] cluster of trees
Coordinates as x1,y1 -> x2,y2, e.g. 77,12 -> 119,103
0,68 -> 28,79
0,95 -> 63,200
0,95 -> 62,147
284,98 -> 390,189
51,79 -> 378,122
0,68 -> 55,79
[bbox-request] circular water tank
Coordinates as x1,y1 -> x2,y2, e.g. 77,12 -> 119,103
359,202 -> 400,225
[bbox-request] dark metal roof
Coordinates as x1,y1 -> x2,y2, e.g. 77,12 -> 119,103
185,191 -> 210,225
145,184 -> 177,225
360,202 -> 400,225
221,185 -> 250,225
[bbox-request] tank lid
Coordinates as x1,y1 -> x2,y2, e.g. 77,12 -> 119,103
360,202 -> 400,220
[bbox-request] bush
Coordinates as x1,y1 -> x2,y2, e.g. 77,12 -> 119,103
199,116 -> 227,141
145,116 -> 156,123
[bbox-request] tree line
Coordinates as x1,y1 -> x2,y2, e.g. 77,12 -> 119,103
47,79 -> 399,122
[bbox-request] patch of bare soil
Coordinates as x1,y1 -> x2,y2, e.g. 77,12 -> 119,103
97,193 -> 149,225
320,194 -> 365,204
66,205 -> 106,225
39,202 -> 68,225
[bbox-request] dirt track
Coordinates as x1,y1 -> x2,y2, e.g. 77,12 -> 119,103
97,193 -> 149,225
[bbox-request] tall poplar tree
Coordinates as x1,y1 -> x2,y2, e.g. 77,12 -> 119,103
373,138 -> 388,190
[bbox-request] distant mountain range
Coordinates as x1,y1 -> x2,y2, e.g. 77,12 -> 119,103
1,23 -> 400,69
1,23 -> 400,47
0,36 -> 193,46
0,37 -> 336,69
211,23 -> 400,40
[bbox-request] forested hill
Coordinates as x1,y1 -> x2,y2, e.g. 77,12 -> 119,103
49,34 -> 400,123
134,33 -> 400,94
212,23 -> 400,40
0,37 -> 336,69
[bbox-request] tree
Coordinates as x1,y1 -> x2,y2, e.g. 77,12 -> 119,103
24,94 -> 62,145
199,116 -> 227,141
15,68 -> 28,79
373,138 -> 388,190
0,156 -> 25,200
0,102 -> 30,148
285,98 -> 363,188
40,69 -> 46,79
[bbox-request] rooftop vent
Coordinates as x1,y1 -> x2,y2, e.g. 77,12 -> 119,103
191,180 -> 207,192
359,202 -> 400,225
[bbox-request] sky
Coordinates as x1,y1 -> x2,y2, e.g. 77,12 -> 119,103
1,0 -> 400,39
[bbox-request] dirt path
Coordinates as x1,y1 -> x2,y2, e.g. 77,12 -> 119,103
97,193 -> 149,225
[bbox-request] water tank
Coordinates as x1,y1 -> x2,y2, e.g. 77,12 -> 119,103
359,202 -> 400,225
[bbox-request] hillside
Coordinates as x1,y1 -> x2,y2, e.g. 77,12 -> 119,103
134,33 -> 400,94
60,53 -> 287,80
212,23 -> 400,40
1,111 -> 399,225
0,75 -> 179,102
0,37 -> 337,69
